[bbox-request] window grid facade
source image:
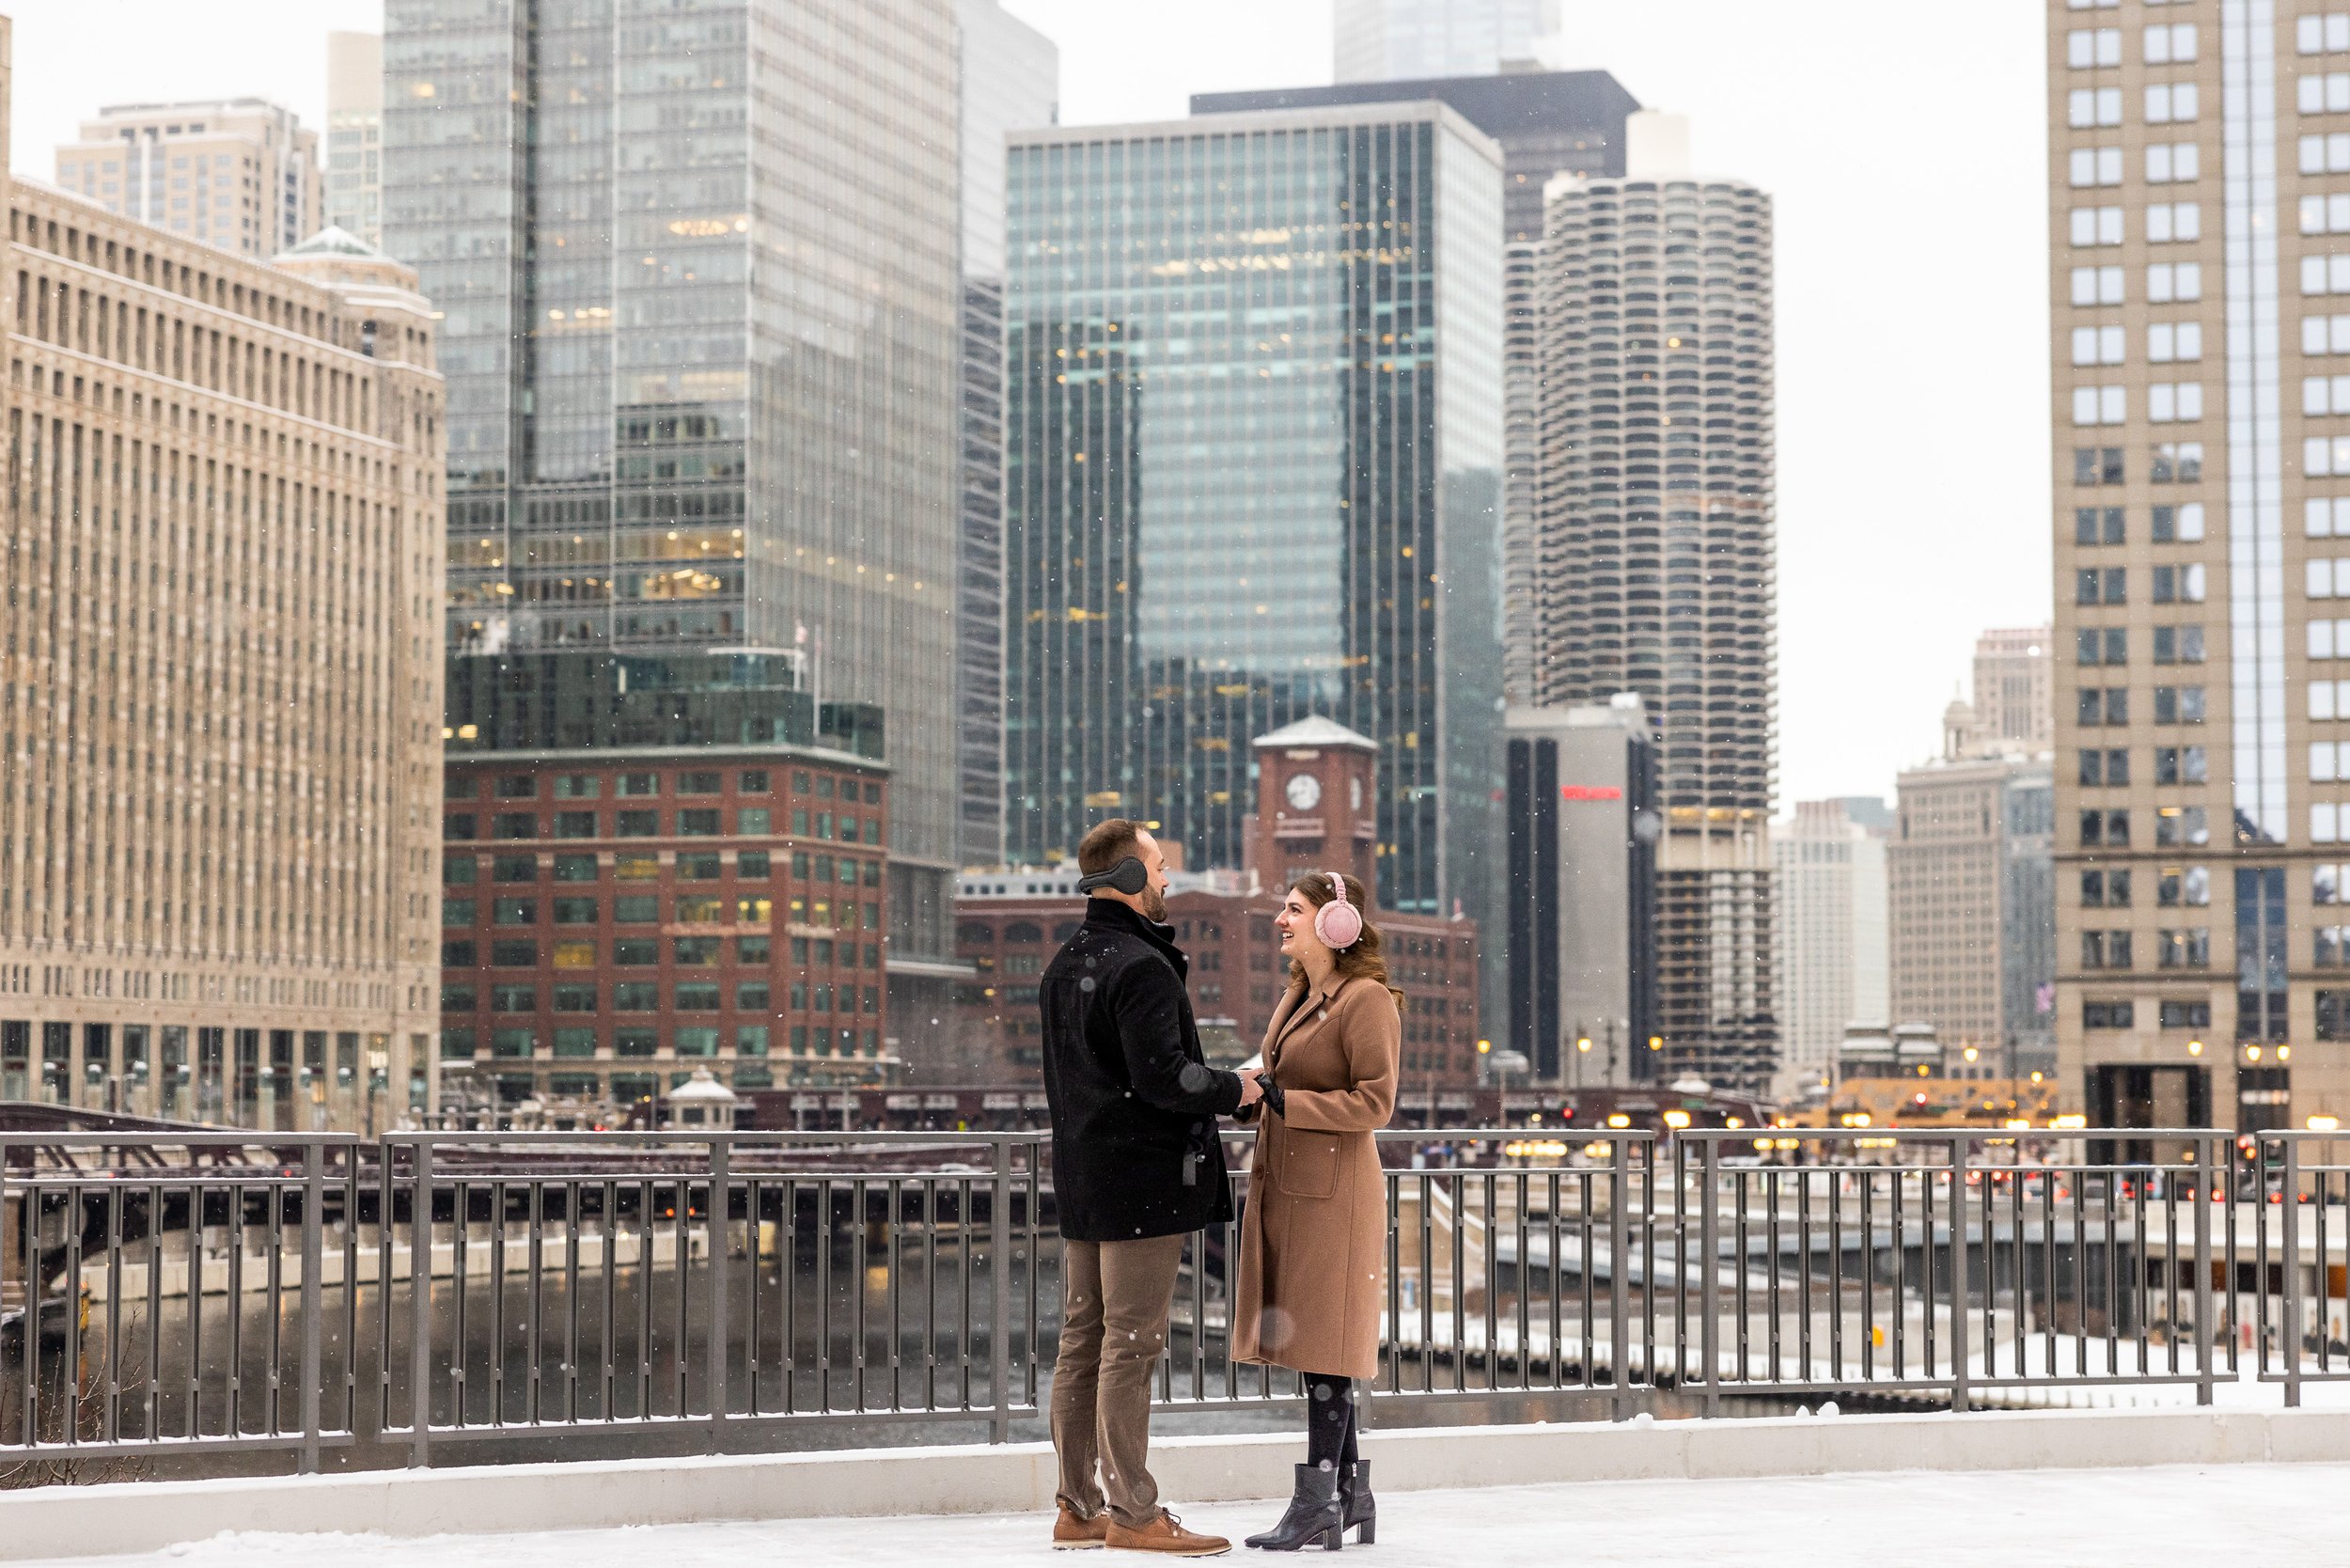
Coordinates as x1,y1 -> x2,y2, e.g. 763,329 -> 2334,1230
0,94 -> 445,1130
1001,105 -> 1505,928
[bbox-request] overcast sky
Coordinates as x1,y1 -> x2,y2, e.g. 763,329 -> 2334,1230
6,0 -> 2053,809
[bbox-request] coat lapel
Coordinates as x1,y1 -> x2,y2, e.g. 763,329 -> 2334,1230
1268,974 -> 1345,1066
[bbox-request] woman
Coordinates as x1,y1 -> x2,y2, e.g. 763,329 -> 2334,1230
1230,869 -> 1402,1551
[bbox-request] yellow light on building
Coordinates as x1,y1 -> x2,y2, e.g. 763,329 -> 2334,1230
2309,1115 -> 2342,1133
2051,1114 -> 2088,1130
2187,1039 -> 2203,1057
2003,1119 -> 2032,1131
1577,1036 -> 1592,1054
1662,1109 -> 1691,1129
1605,1112 -> 1631,1129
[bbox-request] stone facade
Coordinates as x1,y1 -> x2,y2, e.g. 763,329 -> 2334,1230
0,20 -> 446,1130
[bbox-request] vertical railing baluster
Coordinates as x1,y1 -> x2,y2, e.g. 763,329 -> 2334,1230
2285,1136 -> 2305,1408
2194,1135 -> 2215,1404
1701,1137 -> 1720,1416
709,1137 -> 731,1440
525,1179 -> 544,1427
102,1181 -> 124,1448
1950,1137 -> 1970,1415
991,1140 -> 1011,1442
1608,1138 -> 1629,1418
299,1142 -> 323,1471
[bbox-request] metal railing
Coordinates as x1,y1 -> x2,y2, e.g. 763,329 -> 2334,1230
4,1124 -> 2340,1477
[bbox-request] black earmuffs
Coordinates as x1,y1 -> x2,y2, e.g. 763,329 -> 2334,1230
1075,856 -> 1150,896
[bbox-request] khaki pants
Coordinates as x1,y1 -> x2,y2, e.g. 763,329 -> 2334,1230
1051,1232 -> 1187,1528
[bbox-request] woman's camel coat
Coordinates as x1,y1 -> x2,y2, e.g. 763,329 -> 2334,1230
1228,969 -> 1401,1380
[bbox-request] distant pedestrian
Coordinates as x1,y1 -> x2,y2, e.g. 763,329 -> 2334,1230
1230,870 -> 1401,1551
1041,818 -> 1262,1557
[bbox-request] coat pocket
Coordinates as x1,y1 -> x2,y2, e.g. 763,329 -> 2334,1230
1278,1129 -> 1340,1200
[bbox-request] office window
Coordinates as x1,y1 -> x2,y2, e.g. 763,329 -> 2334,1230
740,770 -> 771,793
2145,141 -> 2200,182
2152,563 -> 2206,603
2147,322 -> 2202,362
2300,13 -> 2350,53
2070,146 -> 2126,187
2154,745 -> 2207,784
2150,441 -> 2202,481
2070,87 -> 2125,128
2068,26 -> 2123,67
2071,265 -> 2126,306
2070,205 -> 2126,246
2148,382 -> 2204,421
553,854 -> 599,882
616,809 -> 659,838
614,938 -> 658,966
2081,869 -> 2132,907
618,773 -> 659,797
2145,82 -> 2199,122
2311,253 -> 2350,299
2143,201 -> 2200,243
2073,385 -> 2128,425
2152,685 -> 2205,724
2154,928 -> 2211,968
678,808 -> 721,837
615,981 -> 660,1011
677,852 -> 723,880
2078,747 -> 2130,786
2154,805 -> 2208,846
490,940 -> 537,968
493,812 -> 537,840
443,899 -> 477,928
2147,261 -> 2202,302
556,810 -> 597,839
678,771 -> 722,795
738,850 -> 772,879
2304,132 -> 2350,174
444,855 -> 478,886
2143,22 -> 2195,62
2302,193 -> 2350,235
2159,1000 -> 2213,1029
2150,502 -> 2205,541
554,774 -> 600,799
494,855 -> 537,884
2071,324 -> 2126,366
2081,931 -> 2135,969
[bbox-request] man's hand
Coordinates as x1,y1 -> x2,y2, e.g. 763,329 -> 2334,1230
1234,1067 -> 1264,1107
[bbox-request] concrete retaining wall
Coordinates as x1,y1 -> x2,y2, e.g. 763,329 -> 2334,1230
7,1406 -> 2348,1561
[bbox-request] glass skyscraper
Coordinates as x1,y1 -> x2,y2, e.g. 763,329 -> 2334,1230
1002,103 -> 1505,921
383,0 -> 964,948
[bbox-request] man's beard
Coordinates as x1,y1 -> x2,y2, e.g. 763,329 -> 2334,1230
1137,885 -> 1167,922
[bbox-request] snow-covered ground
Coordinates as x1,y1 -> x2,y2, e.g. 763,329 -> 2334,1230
22,1462 -> 2348,1568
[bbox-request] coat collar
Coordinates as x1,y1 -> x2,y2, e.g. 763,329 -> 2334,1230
1082,897 -> 1186,974
1270,969 -> 1349,1051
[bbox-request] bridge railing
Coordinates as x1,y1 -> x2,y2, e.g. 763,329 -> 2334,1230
3,1125 -> 2340,1478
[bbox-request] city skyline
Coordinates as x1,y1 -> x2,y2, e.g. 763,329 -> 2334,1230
0,0 -> 2054,813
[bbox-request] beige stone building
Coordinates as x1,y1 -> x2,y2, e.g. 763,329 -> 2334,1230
0,18 -> 446,1130
1890,750 -> 2057,1082
2048,3 -> 2350,1134
54,97 -> 320,261
324,33 -> 384,248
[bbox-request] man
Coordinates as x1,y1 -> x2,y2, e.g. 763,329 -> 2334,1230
1041,818 -> 1261,1556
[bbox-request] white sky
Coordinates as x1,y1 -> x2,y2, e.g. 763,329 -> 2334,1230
5,0 -> 2054,809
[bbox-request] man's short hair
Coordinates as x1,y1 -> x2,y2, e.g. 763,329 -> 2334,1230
1077,818 -> 1145,877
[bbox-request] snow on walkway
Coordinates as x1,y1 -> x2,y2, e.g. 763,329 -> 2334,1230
24,1461 -> 2349,1568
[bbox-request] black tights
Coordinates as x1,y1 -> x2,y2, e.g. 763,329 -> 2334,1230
1305,1374 -> 1359,1471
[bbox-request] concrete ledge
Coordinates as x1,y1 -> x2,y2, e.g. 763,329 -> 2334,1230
8,1406 -> 2350,1561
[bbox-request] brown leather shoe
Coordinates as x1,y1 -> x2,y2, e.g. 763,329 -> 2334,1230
1104,1510 -> 1231,1556
1054,1505 -> 1111,1549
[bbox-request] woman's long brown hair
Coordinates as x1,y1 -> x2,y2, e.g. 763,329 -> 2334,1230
1287,871 -> 1406,1007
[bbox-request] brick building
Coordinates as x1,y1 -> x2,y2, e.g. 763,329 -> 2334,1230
438,670 -> 894,1121
949,718 -> 1481,1088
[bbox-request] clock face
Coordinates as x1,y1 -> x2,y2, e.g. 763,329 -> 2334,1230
1285,772 -> 1323,811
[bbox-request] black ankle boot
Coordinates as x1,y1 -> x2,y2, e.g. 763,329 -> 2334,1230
1337,1461 -> 1375,1544
1245,1463 -> 1344,1552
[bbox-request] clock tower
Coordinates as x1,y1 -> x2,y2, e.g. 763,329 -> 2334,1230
1248,716 -> 1380,900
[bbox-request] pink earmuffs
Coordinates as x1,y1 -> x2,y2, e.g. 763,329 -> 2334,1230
1313,870 -> 1363,950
